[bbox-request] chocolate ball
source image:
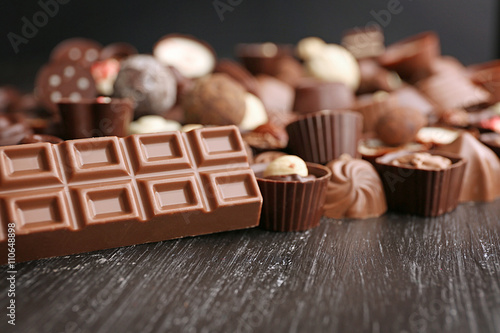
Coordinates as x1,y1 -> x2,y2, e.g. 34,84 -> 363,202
375,107 -> 426,146
183,73 -> 246,126
113,55 -> 177,118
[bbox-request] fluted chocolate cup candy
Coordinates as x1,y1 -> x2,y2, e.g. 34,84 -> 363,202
252,162 -> 331,232
375,151 -> 466,217
286,110 -> 363,164
324,155 -> 387,219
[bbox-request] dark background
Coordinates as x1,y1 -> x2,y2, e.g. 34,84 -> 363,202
0,0 -> 497,90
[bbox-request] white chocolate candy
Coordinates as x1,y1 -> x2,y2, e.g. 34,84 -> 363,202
306,44 -> 361,90
416,127 -> 460,146
296,37 -> 327,60
154,36 -> 215,79
239,93 -> 268,131
181,124 -> 204,132
129,115 -> 181,134
263,155 -> 308,178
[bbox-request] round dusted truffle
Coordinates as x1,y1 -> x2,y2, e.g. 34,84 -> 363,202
113,55 -> 177,117
324,154 -> 387,219
375,107 -> 426,146
183,73 -> 246,126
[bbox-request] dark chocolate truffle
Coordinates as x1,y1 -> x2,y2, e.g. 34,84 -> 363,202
113,55 -> 177,118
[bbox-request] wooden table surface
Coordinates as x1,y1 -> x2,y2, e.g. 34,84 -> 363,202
1,200 -> 500,333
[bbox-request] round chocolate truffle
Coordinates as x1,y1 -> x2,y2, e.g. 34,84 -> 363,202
324,154 -> 387,219
183,73 -> 246,126
113,55 -> 177,118
375,107 -> 426,146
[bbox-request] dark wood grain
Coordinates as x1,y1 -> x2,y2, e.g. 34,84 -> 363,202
1,200 -> 500,333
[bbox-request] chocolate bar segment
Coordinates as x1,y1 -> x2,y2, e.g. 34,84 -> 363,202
0,126 -> 262,263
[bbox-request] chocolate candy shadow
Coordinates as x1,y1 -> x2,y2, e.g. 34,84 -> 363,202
58,98 -> 133,139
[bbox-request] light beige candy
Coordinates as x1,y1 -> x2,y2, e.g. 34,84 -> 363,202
263,155 -> 308,177
129,115 -> 181,134
181,124 -> 204,132
296,37 -> 327,60
306,44 -> 361,90
154,36 -> 215,79
239,93 -> 268,131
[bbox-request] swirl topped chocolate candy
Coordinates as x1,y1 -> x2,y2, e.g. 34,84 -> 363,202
324,154 -> 387,219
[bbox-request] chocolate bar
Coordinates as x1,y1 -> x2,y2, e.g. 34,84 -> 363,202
0,125 -> 262,263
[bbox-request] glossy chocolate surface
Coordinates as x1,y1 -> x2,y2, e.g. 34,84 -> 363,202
58,97 -> 133,139
0,126 -> 262,263
293,79 -> 354,114
375,150 -> 466,217
286,110 -> 363,164
252,162 -> 330,232
324,155 -> 387,219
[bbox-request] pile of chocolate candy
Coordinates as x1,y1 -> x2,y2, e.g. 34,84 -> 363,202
2,26 -> 500,247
